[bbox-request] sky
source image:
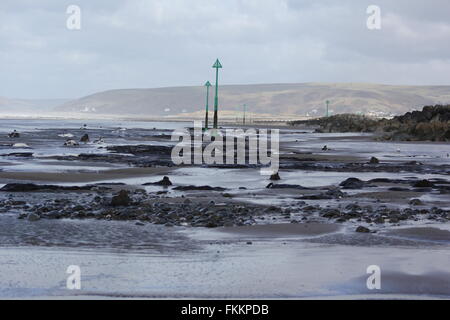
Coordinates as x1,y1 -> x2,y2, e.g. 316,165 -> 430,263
1,0 -> 450,99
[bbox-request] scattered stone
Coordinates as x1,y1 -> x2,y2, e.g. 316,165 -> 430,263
143,176 -> 173,186
369,157 -> 380,164
27,213 -> 40,222
409,199 -> 424,206
173,185 -> 226,191
339,178 -> 365,189
355,226 -> 370,233
80,134 -> 90,143
270,172 -> 281,181
64,139 -> 79,147
8,130 -> 20,138
413,180 -> 434,188
0,183 -> 94,192
111,190 -> 131,207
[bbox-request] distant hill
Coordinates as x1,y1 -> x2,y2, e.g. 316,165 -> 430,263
48,83 -> 450,119
0,97 -> 68,116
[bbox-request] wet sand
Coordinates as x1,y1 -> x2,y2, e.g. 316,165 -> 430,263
0,167 -> 171,183
218,223 -> 342,237
1,119 -> 449,299
385,227 -> 450,242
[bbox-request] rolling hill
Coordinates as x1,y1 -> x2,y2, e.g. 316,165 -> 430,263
34,83 -> 450,119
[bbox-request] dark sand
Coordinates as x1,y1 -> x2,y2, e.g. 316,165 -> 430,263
218,223 -> 341,238
386,227 -> 450,242
0,167 -> 170,183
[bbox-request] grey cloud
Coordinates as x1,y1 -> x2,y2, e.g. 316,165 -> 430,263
0,0 -> 449,99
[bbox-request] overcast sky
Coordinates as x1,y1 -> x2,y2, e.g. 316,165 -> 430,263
1,0 -> 450,99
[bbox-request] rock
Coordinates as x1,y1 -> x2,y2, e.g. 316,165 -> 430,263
27,213 -> 41,222
412,180 -> 434,188
339,178 -> 365,189
369,157 -> 380,164
389,217 -> 400,223
80,134 -> 90,143
64,139 -> 79,147
173,185 -> 226,191
2,152 -> 33,158
135,222 -> 145,226
374,217 -> 385,224
0,183 -> 94,192
355,226 -> 370,233
205,222 -> 218,228
12,143 -> 30,148
270,172 -> 281,181
107,145 -> 172,155
409,199 -> 424,206
143,176 -> 172,186
8,130 -> 20,138
111,190 -> 131,207
266,183 -> 309,190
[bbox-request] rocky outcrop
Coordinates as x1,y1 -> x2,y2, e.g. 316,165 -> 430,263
289,105 -> 450,142
289,114 -> 379,133
111,190 -> 131,206
80,134 -> 90,143
143,176 -> 173,186
172,185 -> 226,191
0,183 -> 95,192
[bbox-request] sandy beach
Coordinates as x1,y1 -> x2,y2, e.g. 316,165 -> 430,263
0,119 -> 449,299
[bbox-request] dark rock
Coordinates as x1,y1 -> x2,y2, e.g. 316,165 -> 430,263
8,130 -> 20,138
111,190 -> 131,207
173,185 -> 226,191
107,144 -> 172,155
27,213 -> 40,222
339,178 -> 365,189
80,134 -> 90,143
0,183 -> 94,192
266,183 -> 309,190
64,139 -> 79,147
270,172 -> 281,181
409,199 -> 424,206
374,217 -> 385,224
369,157 -> 380,164
412,180 -> 434,188
143,176 -> 172,186
355,226 -> 370,233
1,152 -> 33,157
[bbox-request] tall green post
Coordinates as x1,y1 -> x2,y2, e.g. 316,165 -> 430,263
326,100 -> 330,117
212,59 -> 222,129
243,104 -> 247,125
204,81 -> 211,130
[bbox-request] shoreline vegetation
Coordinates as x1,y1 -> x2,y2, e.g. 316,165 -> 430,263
289,105 -> 450,142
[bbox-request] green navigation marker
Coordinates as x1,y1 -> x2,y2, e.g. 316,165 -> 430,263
204,81 -> 211,130
243,104 -> 247,125
326,100 -> 330,117
212,59 -> 222,129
